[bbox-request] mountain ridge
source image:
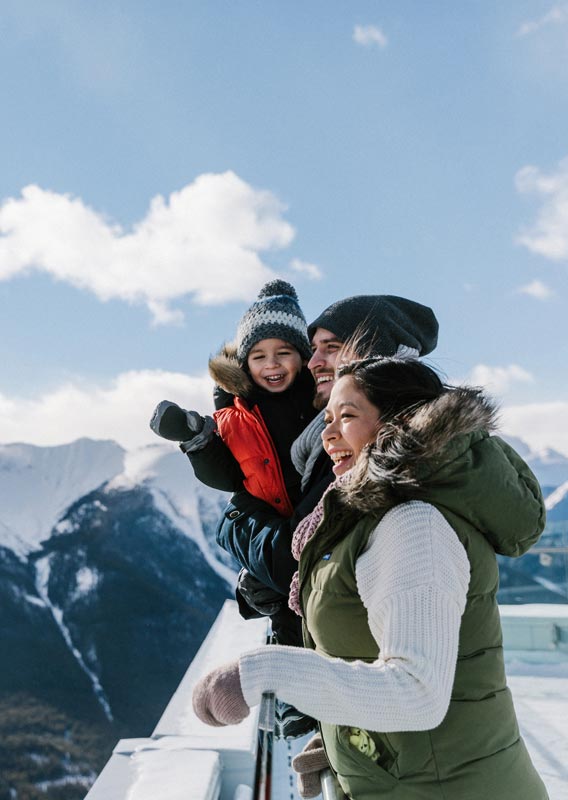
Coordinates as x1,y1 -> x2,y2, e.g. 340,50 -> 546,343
0,437 -> 236,799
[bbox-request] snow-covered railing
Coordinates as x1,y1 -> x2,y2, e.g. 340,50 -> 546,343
85,601 -> 269,800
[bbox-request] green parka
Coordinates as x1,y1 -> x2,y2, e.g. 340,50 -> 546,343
298,387 -> 548,800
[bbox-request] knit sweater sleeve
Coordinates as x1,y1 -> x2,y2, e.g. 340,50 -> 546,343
239,500 -> 470,732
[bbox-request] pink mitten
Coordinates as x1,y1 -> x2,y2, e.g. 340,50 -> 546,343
292,733 -> 329,798
192,659 -> 250,727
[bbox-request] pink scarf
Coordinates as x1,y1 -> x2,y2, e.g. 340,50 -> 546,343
288,480 -> 337,617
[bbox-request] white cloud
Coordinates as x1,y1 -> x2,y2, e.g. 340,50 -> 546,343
289,258 -> 323,281
516,279 -> 554,300
2,369 -> 568,461
0,370 -> 215,451
516,4 -> 568,37
465,364 -> 534,395
515,157 -> 568,260
353,24 -> 388,48
501,402 -> 568,457
0,172 -> 308,324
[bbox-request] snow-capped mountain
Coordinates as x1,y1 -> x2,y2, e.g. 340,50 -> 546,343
0,438 -> 124,555
0,438 -> 237,797
0,437 -> 236,581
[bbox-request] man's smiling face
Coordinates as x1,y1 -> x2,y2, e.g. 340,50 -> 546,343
307,327 -> 345,410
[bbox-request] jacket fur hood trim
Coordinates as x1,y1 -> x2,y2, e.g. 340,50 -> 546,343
342,387 -> 499,514
208,343 -> 254,398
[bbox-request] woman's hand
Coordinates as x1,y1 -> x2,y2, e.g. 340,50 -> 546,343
192,659 -> 250,726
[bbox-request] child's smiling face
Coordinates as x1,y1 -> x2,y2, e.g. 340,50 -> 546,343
247,338 -> 303,393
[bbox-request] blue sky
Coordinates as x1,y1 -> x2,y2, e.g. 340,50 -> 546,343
1,1 -> 568,453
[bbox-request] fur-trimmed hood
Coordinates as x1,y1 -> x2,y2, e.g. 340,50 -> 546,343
341,386 -> 545,557
343,387 -> 497,511
209,343 -> 254,399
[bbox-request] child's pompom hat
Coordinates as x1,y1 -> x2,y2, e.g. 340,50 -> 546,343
236,280 -> 312,364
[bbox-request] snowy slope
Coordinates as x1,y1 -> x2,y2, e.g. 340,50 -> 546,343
0,439 -> 125,555
0,437 -> 236,736
107,442 -> 236,585
0,438 -> 235,793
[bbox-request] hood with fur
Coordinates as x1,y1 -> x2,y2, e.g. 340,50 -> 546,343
209,343 -> 254,399
341,387 -> 545,557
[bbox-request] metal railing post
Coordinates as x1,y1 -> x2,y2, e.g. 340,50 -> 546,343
320,767 -> 346,800
253,691 -> 276,800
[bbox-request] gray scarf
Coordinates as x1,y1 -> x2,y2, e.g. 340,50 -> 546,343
291,410 -> 326,489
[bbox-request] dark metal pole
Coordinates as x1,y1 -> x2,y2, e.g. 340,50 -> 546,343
253,692 -> 275,800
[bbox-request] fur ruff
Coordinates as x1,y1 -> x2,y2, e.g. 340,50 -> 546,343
208,343 -> 253,398
342,387 -> 499,514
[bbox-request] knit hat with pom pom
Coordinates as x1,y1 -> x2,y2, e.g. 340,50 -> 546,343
236,280 -> 312,364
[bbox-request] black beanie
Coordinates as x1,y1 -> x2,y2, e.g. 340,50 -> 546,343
307,294 -> 438,357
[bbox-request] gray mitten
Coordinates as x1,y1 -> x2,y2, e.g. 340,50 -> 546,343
150,401 -> 215,453
150,400 -> 205,441
292,734 -> 328,799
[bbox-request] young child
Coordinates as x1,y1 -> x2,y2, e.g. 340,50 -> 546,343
150,280 -> 317,517
151,281 -> 320,740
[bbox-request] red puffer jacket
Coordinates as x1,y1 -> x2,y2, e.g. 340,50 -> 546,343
214,397 -> 293,517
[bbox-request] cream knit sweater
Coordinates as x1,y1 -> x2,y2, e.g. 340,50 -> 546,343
239,500 -> 470,733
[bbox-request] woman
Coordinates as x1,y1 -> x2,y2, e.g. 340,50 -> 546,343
193,357 -> 548,799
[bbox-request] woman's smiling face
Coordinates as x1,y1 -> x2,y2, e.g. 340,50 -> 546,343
322,375 -> 382,476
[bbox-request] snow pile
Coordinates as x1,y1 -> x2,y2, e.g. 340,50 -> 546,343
127,748 -> 220,800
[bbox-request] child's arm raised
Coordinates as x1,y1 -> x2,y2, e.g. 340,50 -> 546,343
150,400 -> 245,492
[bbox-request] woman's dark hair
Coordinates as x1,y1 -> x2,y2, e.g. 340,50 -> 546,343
337,357 -> 445,423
